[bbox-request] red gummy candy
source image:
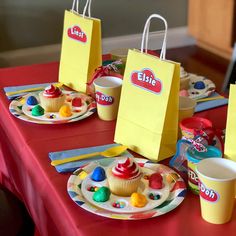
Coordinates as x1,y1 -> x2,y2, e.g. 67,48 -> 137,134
72,97 -> 82,107
149,173 -> 163,189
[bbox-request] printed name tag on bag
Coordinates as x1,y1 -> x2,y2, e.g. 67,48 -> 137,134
131,68 -> 162,94
67,25 -> 87,43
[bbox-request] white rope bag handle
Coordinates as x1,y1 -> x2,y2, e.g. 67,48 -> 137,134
71,0 -> 79,14
82,0 -> 92,18
71,0 -> 91,17
141,14 -> 168,60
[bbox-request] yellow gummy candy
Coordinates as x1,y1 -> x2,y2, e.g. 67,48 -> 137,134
130,192 -> 148,207
59,104 -> 72,117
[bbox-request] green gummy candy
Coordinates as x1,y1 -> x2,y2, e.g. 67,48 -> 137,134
32,105 -> 44,116
93,186 -> 110,202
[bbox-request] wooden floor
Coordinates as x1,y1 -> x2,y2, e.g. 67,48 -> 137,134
167,45 -> 229,92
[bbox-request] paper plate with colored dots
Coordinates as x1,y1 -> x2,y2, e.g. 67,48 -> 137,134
80,167 -> 170,214
21,92 -> 88,122
9,91 -> 96,124
187,74 -> 216,100
67,158 -> 187,220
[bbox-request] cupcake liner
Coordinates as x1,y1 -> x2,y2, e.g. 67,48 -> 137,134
39,92 -> 66,112
106,167 -> 142,197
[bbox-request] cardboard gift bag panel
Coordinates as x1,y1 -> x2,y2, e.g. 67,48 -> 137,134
59,0 -> 102,93
114,14 -> 180,161
224,84 -> 236,162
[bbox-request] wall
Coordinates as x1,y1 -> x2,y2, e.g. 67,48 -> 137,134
0,0 -> 188,52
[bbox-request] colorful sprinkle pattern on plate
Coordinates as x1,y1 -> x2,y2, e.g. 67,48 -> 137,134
9,91 -> 96,124
81,166 -> 170,214
22,92 -> 88,122
67,158 -> 187,220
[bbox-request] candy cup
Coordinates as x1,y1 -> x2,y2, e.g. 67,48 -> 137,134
179,96 -> 196,123
196,158 -> 236,224
93,76 -> 122,121
186,146 -> 222,194
178,96 -> 197,138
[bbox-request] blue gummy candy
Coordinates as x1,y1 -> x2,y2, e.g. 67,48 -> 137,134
27,96 -> 38,105
91,166 -> 106,182
194,81 -> 205,90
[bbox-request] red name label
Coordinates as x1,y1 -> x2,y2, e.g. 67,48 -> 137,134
131,69 -> 162,94
67,26 -> 87,43
188,167 -> 199,185
199,181 -> 219,202
95,92 -> 114,105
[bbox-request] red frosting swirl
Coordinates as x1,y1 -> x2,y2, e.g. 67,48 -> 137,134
112,158 -> 141,179
43,85 -> 62,98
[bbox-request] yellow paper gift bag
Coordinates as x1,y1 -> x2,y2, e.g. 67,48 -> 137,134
59,0 -> 102,93
114,14 -> 180,161
224,84 -> 236,162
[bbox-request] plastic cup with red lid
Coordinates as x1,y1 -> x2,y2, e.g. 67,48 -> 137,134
180,117 -> 213,139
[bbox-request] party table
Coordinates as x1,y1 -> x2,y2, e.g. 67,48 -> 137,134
0,62 -> 235,236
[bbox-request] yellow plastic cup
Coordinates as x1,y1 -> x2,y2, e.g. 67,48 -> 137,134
178,96 -> 196,138
93,76 -> 122,121
196,158 -> 236,224
179,96 -> 196,122
186,146 -> 222,195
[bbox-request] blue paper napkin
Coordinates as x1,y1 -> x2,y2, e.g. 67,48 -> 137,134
195,92 -> 228,113
49,143 -> 133,173
4,82 -> 57,100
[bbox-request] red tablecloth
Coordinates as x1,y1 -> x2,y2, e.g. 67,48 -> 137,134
0,62 -> 235,236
